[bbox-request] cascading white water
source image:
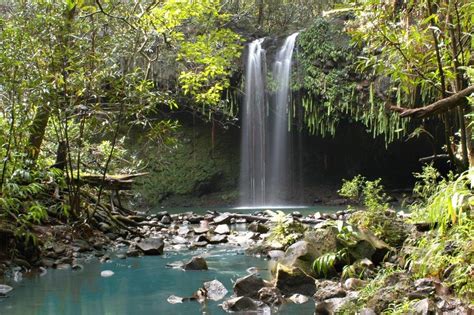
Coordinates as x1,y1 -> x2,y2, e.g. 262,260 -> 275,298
268,32 -> 299,204
240,38 -> 267,206
240,33 -> 299,207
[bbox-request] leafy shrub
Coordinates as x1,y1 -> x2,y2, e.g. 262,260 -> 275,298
268,210 -> 306,247
339,175 -> 405,246
406,169 -> 473,301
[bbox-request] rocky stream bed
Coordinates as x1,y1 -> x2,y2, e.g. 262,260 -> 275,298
0,208 -> 472,314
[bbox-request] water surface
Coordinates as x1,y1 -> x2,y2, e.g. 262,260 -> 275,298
0,247 -> 316,315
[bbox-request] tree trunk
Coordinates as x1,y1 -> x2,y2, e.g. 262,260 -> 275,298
27,105 -> 50,162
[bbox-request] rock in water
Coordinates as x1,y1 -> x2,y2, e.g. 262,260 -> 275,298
193,227 -> 209,234
248,222 -> 269,233
288,293 -> 309,304
167,295 -> 184,304
257,287 -> 284,306
214,224 -> 230,235
222,296 -> 270,313
203,280 -> 228,301
233,273 -> 267,298
100,270 -> 114,277
0,284 -> 13,296
275,264 -> 317,296
208,235 -> 228,244
182,256 -> 208,271
136,238 -> 164,255
214,214 -> 231,225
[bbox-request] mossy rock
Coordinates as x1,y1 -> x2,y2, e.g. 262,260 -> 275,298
275,264 -> 317,296
279,227 -> 339,276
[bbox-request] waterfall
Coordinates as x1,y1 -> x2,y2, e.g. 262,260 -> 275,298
240,38 -> 267,206
240,33 -> 299,207
268,32 -> 299,204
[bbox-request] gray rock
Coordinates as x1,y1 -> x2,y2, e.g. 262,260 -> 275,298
413,298 -> 436,315
359,308 -> 377,315
281,228 -> 338,276
116,254 -> 126,259
203,279 -> 228,301
275,264 -> 317,296
209,235 -> 228,244
343,278 -> 367,290
315,297 -> 353,314
222,296 -> 270,313
193,227 -> 209,234
126,248 -> 141,257
191,241 -> 208,248
53,244 -> 66,254
100,270 -> 114,277
71,263 -> 84,270
248,222 -> 269,233
214,224 -> 230,235
160,215 -> 172,224
366,272 -> 413,313
55,263 -> 71,270
172,236 -> 188,245
314,280 -> 346,301
177,226 -> 190,235
267,250 -> 285,260
167,295 -> 183,304
182,256 -> 208,271
258,286 -> 284,306
72,239 -> 92,252
234,273 -> 267,298
0,284 -> 13,296
194,234 -> 209,243
136,238 -> 164,255
288,293 -> 309,304
348,228 -> 393,264
214,214 -> 231,225
41,258 -> 55,268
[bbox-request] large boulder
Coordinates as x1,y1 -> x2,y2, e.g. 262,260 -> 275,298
136,238 -> 164,255
182,256 -> 208,271
275,264 -> 317,296
347,228 -> 393,265
233,274 -> 267,298
279,227 -> 339,275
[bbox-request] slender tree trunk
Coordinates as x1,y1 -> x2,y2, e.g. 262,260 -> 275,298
27,105 -> 50,162
256,0 -> 264,27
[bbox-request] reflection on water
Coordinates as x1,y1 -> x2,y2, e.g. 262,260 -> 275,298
0,247 -> 315,315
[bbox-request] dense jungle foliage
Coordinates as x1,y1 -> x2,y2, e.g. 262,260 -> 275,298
0,0 -> 473,312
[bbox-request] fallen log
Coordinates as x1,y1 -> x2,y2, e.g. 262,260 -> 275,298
389,85 -> 474,119
76,172 -> 148,190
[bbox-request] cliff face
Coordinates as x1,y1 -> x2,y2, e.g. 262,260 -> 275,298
134,111 -> 441,208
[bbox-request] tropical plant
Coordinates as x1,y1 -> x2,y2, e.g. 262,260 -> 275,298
267,210 -> 306,246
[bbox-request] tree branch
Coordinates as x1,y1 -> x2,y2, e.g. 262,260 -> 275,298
389,85 -> 474,119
